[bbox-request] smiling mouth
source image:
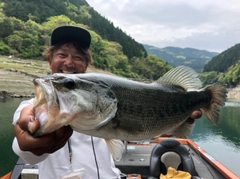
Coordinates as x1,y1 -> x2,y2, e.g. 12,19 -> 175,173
60,70 -> 77,74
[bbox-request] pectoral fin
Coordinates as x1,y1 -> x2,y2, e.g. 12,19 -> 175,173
105,139 -> 125,161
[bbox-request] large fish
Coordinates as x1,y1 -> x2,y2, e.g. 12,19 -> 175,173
32,66 -> 227,159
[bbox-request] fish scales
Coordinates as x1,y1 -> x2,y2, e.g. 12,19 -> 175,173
76,80 -> 212,140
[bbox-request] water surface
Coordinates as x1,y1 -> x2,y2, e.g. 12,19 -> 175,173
190,101 -> 240,177
0,98 -> 28,177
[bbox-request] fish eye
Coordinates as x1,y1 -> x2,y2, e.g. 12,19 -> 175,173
63,78 -> 75,89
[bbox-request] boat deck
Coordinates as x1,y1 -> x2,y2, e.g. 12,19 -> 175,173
115,140 -> 230,179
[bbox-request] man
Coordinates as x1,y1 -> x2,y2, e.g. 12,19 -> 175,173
12,26 -> 122,179
12,25 -> 202,179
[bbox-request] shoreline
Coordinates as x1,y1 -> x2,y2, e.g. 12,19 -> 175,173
1,87 -> 239,100
0,91 -> 34,98
1,66 -> 240,100
226,85 -> 240,100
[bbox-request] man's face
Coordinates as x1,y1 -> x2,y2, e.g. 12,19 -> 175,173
48,44 -> 88,74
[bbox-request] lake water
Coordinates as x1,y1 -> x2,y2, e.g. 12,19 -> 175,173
0,98 -> 240,177
0,98 -> 26,177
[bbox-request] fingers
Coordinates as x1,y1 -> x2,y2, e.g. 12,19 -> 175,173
17,104 -> 40,133
27,116 -> 40,133
14,104 -> 73,156
190,110 -> 202,119
29,126 -> 73,156
15,124 -> 73,156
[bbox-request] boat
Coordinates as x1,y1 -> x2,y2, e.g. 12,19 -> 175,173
116,138 -> 239,179
1,137 -> 239,179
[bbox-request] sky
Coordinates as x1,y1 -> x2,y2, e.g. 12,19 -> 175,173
87,0 -> 240,53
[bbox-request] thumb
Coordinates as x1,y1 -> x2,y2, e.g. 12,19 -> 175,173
17,115 -> 40,133
28,116 -> 41,133
17,105 -> 40,133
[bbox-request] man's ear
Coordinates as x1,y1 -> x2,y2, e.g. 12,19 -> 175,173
84,63 -> 89,72
47,55 -> 52,69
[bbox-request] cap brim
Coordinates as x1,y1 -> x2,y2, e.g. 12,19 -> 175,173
51,26 -> 91,48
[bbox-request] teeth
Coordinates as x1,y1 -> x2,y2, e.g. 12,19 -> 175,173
33,89 -> 47,109
61,70 -> 75,74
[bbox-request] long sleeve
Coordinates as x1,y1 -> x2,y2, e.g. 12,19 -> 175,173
12,98 -> 49,165
12,137 -> 49,165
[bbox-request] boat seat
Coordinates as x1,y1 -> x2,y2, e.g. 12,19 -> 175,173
148,138 -> 200,179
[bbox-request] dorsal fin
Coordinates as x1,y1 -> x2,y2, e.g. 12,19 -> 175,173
157,66 -> 202,90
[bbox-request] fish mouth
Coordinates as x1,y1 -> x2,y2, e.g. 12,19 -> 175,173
35,70 -> 76,108
33,77 -> 58,110
32,76 -> 62,136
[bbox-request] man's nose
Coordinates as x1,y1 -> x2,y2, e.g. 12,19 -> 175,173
64,56 -> 75,67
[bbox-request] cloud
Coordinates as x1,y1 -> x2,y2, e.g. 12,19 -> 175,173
87,0 -> 240,52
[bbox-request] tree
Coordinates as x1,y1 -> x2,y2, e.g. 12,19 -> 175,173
6,34 -> 22,52
0,40 -> 10,55
0,18 -> 13,38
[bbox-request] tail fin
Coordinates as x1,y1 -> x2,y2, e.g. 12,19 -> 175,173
201,83 -> 227,125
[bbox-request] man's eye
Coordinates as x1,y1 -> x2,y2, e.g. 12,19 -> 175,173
57,53 -> 66,58
75,56 -> 84,61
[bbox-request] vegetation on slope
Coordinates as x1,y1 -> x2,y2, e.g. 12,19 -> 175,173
200,44 -> 240,87
1,0 -> 240,87
0,1 -> 171,80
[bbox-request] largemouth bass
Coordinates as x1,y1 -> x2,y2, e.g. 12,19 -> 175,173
32,66 -> 227,159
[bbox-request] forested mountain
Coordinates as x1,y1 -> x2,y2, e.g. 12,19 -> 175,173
0,0 -> 171,80
200,43 -> 240,86
144,44 -> 218,73
203,43 -> 240,73
143,43 -> 240,87
1,0 -> 240,86
2,0 -> 147,59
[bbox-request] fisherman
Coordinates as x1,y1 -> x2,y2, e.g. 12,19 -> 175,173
12,25 -> 202,179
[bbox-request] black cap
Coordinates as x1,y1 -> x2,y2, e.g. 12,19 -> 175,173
50,26 -> 91,48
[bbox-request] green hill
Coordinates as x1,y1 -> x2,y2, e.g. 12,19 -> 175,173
2,0 -> 147,59
2,0 -> 240,87
0,0 -> 171,80
203,43 -> 240,73
200,43 -> 240,86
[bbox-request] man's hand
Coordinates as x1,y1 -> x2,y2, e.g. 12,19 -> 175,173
189,110 -> 202,120
14,104 -> 73,156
